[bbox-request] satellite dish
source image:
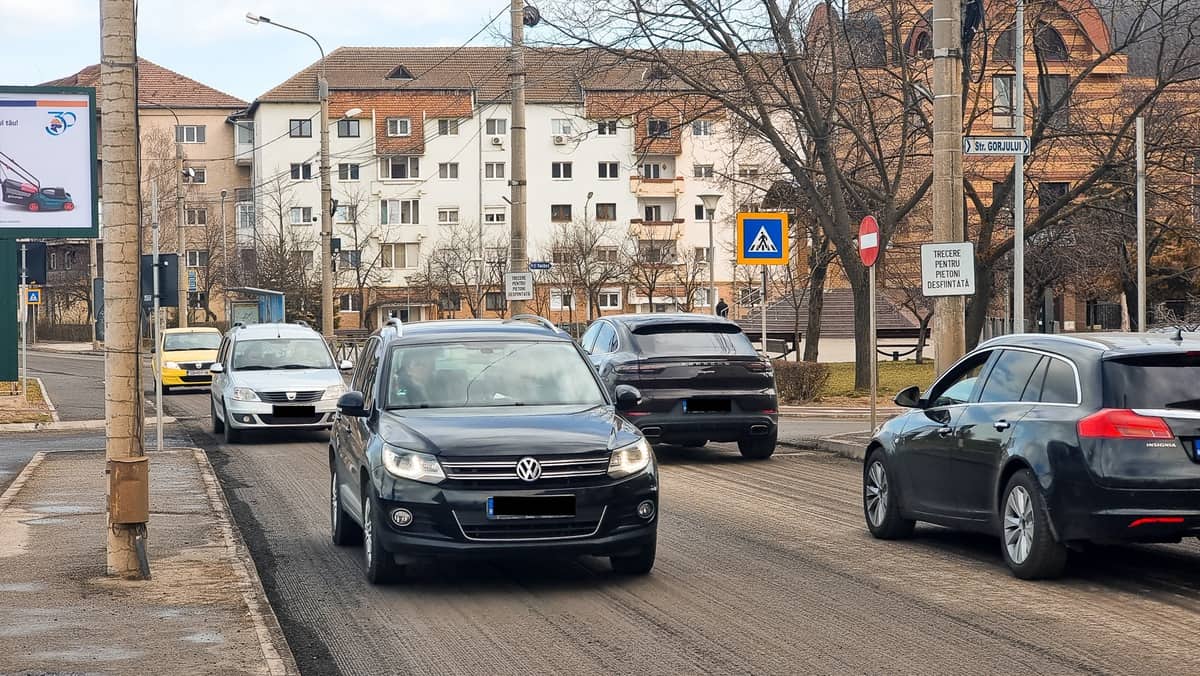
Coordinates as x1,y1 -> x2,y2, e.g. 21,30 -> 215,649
523,5 -> 541,27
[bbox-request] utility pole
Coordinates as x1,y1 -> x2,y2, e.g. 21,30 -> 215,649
318,69 -> 333,337
176,139 -> 187,327
89,238 -> 100,350
1012,0 -> 1026,333
507,0 -> 529,316
931,0 -> 966,373
100,0 -> 150,579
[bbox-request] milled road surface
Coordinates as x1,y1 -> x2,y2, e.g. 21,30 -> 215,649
160,390 -> 1200,676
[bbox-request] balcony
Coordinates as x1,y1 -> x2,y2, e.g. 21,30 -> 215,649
629,218 -> 684,240
234,139 -> 254,166
629,176 -> 685,198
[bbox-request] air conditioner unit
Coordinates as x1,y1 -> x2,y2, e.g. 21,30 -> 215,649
552,135 -> 567,145
490,136 -> 504,146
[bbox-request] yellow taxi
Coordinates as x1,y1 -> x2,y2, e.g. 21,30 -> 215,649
155,327 -> 222,392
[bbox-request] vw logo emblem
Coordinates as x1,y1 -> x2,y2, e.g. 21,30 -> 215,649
515,457 -> 542,482
286,392 -> 297,401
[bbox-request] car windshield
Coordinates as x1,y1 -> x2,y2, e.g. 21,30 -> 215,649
384,341 -> 606,409
630,322 -> 757,357
231,338 -> 334,371
163,332 -> 220,352
1103,354 -> 1200,409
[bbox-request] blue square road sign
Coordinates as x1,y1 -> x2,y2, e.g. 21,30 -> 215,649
736,212 -> 789,265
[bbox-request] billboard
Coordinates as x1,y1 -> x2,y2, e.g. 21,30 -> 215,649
0,86 -> 98,239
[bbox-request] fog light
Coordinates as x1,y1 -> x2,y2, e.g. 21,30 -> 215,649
390,508 -> 413,527
240,415 -> 255,424
636,500 -> 655,520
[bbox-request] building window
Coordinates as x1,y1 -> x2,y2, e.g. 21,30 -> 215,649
379,242 -> 419,269
438,292 -> 462,311
235,202 -> 254,231
638,239 -> 675,263
551,162 -> 573,179
183,166 -> 206,184
550,289 -> 573,310
647,118 -> 670,138
338,293 -> 360,312
380,156 -> 420,180
551,118 -> 573,136
642,164 -> 662,179
485,246 -> 507,263
596,203 -> 617,221
694,246 -> 711,263
695,288 -> 712,307
551,248 -> 570,265
386,117 -> 411,137
644,205 -> 663,222
185,207 -> 207,226
1039,74 -> 1070,127
694,164 -> 714,178
437,208 -> 459,225
596,246 -> 619,262
289,207 -> 313,225
993,75 -> 1014,129
599,290 -> 621,310
597,120 -> 618,135
48,252 -> 57,271
484,208 -> 506,224
337,250 -> 362,269
288,119 -> 312,138
337,119 -> 360,137
334,205 -> 357,223
380,199 -> 419,225
298,250 -> 314,270
437,119 -> 459,136
485,292 -> 505,311
692,120 -> 713,136
598,162 -> 619,179
738,165 -> 759,178
64,250 -> 77,270
186,250 -> 208,268
485,162 -> 506,179
290,163 -> 313,180
175,125 -> 206,143
551,204 -> 572,222
235,121 -> 254,144
337,163 -> 359,181
486,118 -> 507,135
694,204 -> 714,220
438,162 -> 459,179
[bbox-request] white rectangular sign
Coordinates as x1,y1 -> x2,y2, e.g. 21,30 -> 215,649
504,272 -> 533,301
921,242 -> 976,297
963,136 -> 1031,156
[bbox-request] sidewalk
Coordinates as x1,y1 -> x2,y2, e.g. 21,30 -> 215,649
0,447 -> 297,675
29,341 -> 104,356
780,404 -> 902,419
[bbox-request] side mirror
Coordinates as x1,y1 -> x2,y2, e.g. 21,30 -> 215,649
337,391 -> 368,417
209,363 -> 225,374
893,385 -> 923,408
614,384 -> 642,411
339,359 -> 354,371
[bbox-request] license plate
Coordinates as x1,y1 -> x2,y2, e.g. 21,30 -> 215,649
1193,440 -> 1200,461
187,370 -> 208,377
487,495 -> 576,519
272,405 -> 315,417
684,399 -> 731,414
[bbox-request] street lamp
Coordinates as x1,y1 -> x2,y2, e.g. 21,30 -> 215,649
698,192 -> 722,315
247,12 -> 334,336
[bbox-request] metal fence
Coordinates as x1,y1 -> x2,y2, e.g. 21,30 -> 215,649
329,337 -> 367,363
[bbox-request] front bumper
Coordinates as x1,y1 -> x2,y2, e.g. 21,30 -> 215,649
224,398 -> 337,429
160,368 -> 211,387
370,469 -> 659,560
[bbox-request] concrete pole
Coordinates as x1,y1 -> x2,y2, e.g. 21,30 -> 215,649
507,0 -> 529,316
709,213 -> 717,315
932,0 -> 966,373
176,139 -> 187,326
1136,116 -> 1146,331
319,74 -> 334,336
89,238 -> 100,349
100,0 -> 148,579
1012,0 -> 1026,333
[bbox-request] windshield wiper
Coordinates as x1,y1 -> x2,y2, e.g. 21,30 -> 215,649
235,365 -> 271,371
386,404 -> 432,410
278,364 -> 320,369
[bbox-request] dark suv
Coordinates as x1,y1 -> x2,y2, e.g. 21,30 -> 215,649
581,314 -> 778,459
865,332 -> 1200,579
329,316 -> 659,583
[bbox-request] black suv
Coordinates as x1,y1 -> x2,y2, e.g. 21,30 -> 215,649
329,316 -> 659,583
865,333 -> 1200,579
581,314 -> 778,459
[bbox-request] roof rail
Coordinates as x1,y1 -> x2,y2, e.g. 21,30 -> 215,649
507,314 -> 563,334
294,320 -> 309,328
231,322 -> 244,329
381,317 -> 404,338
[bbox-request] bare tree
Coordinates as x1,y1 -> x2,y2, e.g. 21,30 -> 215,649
251,175 -> 320,325
882,241 -> 934,363
625,225 -> 678,313
546,217 -> 627,320
671,246 -> 710,313
334,187 -> 389,328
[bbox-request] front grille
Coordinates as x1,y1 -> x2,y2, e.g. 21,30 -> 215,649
453,508 -> 606,542
257,390 -> 323,403
180,375 -> 212,383
258,413 -> 326,425
441,454 -> 610,482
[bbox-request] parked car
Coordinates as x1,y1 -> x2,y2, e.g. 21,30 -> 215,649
209,322 -> 353,443
863,332 -> 1200,579
580,313 -> 778,459
329,316 -> 659,584
154,327 -> 221,393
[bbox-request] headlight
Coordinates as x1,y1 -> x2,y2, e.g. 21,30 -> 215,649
163,361 -> 180,370
608,438 -> 653,478
382,447 -> 446,484
323,383 -> 347,400
231,387 -> 260,402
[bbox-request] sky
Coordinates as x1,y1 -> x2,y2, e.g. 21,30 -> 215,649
3,0 -> 511,103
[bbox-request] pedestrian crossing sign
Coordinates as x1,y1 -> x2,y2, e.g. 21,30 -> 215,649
736,212 -> 789,265
25,288 -> 41,305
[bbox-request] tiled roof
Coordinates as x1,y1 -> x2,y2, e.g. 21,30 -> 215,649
41,58 -> 246,109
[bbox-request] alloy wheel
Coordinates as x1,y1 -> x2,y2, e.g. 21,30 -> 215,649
330,473 -> 338,531
363,498 -> 374,569
1004,485 -> 1035,564
865,461 -> 889,527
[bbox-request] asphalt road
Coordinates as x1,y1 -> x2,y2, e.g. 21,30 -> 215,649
157,389 -> 1200,676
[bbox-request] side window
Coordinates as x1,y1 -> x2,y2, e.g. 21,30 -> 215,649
350,338 -> 377,392
217,337 -> 231,365
359,341 -> 382,411
580,323 -> 603,353
928,351 -> 992,407
979,349 -> 1045,403
1020,357 -> 1048,402
1040,358 -> 1078,404
594,323 -> 617,355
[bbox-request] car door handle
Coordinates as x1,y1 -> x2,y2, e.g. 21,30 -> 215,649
993,420 -> 1011,431
937,426 -> 953,437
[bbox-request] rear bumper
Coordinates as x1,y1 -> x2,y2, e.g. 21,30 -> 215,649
628,412 -> 777,443
1051,481 -> 1200,542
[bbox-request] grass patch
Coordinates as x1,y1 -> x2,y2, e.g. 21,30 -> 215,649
818,361 -> 936,405
0,379 -> 52,424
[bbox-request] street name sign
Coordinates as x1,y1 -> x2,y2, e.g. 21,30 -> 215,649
505,271 -> 534,301
529,261 -> 552,271
921,243 -> 976,297
736,212 -> 789,265
963,136 -> 1031,156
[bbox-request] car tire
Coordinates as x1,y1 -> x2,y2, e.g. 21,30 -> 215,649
330,464 -> 363,547
162,384 -> 172,395
362,487 -> 404,585
1000,470 -> 1068,580
223,401 -> 244,444
210,397 -> 224,434
863,449 -> 916,540
737,430 -> 777,460
610,540 -> 656,575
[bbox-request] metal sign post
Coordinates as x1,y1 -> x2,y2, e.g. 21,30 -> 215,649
735,212 -> 790,354
858,216 -> 880,432
19,244 -> 27,396
151,183 -> 163,452
761,267 -> 768,356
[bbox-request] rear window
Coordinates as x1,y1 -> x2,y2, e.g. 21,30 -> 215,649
630,323 -> 757,357
1103,354 -> 1200,409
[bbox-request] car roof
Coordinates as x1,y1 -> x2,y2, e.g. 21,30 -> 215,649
977,332 -> 1200,359
230,323 -> 322,340
376,318 -> 573,344
600,312 -> 741,331
163,327 -> 220,335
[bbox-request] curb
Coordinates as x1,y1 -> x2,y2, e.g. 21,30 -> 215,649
780,437 -> 867,461
0,416 -> 176,434
191,448 -> 300,676
31,376 -> 60,423
29,345 -> 104,357
0,451 -> 46,515
780,408 -> 902,420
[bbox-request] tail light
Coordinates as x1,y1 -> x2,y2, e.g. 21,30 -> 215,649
745,360 -> 773,373
614,364 -> 664,375
1077,409 -> 1173,440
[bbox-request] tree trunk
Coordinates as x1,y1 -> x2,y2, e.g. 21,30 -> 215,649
848,270 -> 872,391
100,0 -> 147,579
915,315 -> 931,364
964,266 -> 994,350
803,255 -> 829,362
1122,280 -> 1139,331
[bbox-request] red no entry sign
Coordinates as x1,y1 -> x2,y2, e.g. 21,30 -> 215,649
858,215 -> 879,267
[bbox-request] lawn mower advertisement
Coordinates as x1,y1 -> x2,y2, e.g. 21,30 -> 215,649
0,87 -> 97,236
